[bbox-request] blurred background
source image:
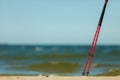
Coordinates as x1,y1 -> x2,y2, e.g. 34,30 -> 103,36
0,0 -> 120,76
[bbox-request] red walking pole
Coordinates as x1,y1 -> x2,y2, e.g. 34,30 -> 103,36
82,0 -> 108,76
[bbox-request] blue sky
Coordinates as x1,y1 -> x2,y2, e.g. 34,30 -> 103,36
0,0 -> 120,45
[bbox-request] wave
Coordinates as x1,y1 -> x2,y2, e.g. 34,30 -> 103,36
97,68 -> 120,76
9,62 -> 81,74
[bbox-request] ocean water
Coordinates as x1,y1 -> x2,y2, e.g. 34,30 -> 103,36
0,45 -> 120,76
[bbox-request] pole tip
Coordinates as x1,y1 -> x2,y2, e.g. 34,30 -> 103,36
105,0 -> 108,4
82,72 -> 85,76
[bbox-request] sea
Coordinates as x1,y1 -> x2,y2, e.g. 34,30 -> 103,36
0,45 -> 120,76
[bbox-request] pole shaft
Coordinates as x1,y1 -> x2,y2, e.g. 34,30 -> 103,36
82,0 -> 108,76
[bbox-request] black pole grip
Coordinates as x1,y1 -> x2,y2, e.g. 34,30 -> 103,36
105,0 -> 108,4
98,0 -> 108,26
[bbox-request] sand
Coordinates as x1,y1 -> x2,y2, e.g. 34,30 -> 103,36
0,76 -> 120,80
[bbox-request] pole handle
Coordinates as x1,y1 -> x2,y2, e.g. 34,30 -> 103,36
105,0 -> 108,4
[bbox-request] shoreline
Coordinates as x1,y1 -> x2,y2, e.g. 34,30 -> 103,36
0,76 -> 120,80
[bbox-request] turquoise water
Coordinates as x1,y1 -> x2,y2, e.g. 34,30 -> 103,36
0,45 -> 120,76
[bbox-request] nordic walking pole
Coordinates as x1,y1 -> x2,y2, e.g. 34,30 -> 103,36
82,0 -> 108,76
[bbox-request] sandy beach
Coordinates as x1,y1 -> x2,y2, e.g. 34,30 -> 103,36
0,76 -> 120,80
